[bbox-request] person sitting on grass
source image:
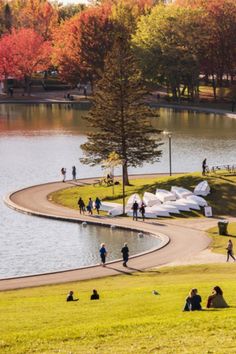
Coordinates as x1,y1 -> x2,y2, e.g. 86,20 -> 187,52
206,286 -> 229,308
106,174 -> 113,186
183,288 -> 202,311
90,289 -> 100,300
66,290 -> 78,302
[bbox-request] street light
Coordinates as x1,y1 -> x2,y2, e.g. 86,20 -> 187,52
163,131 -> 172,176
122,162 -> 125,215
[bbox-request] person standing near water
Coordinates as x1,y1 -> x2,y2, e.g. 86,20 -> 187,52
202,158 -> 207,176
78,197 -> 85,214
132,201 -> 139,221
99,243 -> 107,266
87,197 -> 93,215
61,167 -> 66,182
72,166 -> 76,180
121,242 -> 129,267
95,197 -> 101,214
139,202 -> 146,221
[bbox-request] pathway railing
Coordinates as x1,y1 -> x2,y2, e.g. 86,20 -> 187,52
206,163 -> 236,175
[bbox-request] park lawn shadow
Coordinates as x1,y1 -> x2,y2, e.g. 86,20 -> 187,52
133,174 -> 236,217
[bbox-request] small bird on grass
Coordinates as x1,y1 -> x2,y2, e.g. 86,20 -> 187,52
152,290 -> 160,295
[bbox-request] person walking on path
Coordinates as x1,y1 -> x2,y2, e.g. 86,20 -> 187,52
78,197 -> 85,214
95,197 -> 101,214
202,158 -> 207,176
226,239 -> 236,262
139,202 -> 146,221
132,200 -> 139,221
87,197 -> 93,215
99,243 -> 107,266
121,242 -> 129,267
72,166 -> 76,180
61,167 -> 66,182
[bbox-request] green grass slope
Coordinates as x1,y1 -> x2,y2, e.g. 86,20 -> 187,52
0,265 -> 236,353
50,173 -> 236,217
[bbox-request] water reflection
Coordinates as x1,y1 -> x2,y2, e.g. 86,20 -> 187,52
0,103 -> 91,134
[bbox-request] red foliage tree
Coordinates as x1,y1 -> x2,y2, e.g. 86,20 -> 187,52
0,34 -> 16,81
0,28 -> 52,94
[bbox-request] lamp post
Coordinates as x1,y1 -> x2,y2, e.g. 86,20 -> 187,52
122,162 -> 125,215
163,131 -> 172,176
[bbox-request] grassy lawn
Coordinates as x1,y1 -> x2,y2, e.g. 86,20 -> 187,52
50,173 -> 236,217
208,222 -> 236,255
0,264 -> 236,353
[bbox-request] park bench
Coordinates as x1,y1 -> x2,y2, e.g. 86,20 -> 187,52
93,176 -> 115,187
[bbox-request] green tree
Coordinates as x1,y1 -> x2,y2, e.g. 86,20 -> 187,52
133,4 -> 205,101
57,3 -> 85,23
80,37 -> 162,185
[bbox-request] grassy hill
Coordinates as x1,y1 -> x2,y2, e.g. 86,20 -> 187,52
50,172 -> 236,217
0,264 -> 236,353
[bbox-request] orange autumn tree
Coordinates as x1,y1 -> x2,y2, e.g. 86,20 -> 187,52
15,0 -> 58,40
0,28 -> 52,94
53,3 -> 116,89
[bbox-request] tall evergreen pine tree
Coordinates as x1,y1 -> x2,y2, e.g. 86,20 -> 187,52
80,37 -> 162,185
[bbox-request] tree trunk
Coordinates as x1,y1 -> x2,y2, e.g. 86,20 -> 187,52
24,75 -> 32,96
212,74 -> 217,100
123,162 -> 129,186
181,85 -> 187,96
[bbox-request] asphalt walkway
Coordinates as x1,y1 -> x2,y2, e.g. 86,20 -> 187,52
2,175 -> 234,291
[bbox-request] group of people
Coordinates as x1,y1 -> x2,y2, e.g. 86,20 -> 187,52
78,196 -> 101,215
99,242 -> 129,267
67,289 -> 99,302
183,286 -> 229,311
132,200 -> 146,221
61,166 -> 77,182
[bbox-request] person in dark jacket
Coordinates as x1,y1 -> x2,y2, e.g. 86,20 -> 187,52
90,289 -> 100,300
139,202 -> 146,221
66,290 -> 78,302
72,166 -> 76,180
183,288 -> 202,311
121,242 -> 129,267
99,243 -> 107,266
132,201 -> 139,221
78,197 -> 85,214
202,158 -> 207,176
95,197 -> 101,214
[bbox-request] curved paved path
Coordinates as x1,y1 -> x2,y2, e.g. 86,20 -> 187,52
2,175 -> 234,291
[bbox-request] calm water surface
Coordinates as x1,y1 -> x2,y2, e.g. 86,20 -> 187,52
0,104 -> 236,278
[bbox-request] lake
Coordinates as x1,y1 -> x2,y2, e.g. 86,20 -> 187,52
0,104 -> 235,278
